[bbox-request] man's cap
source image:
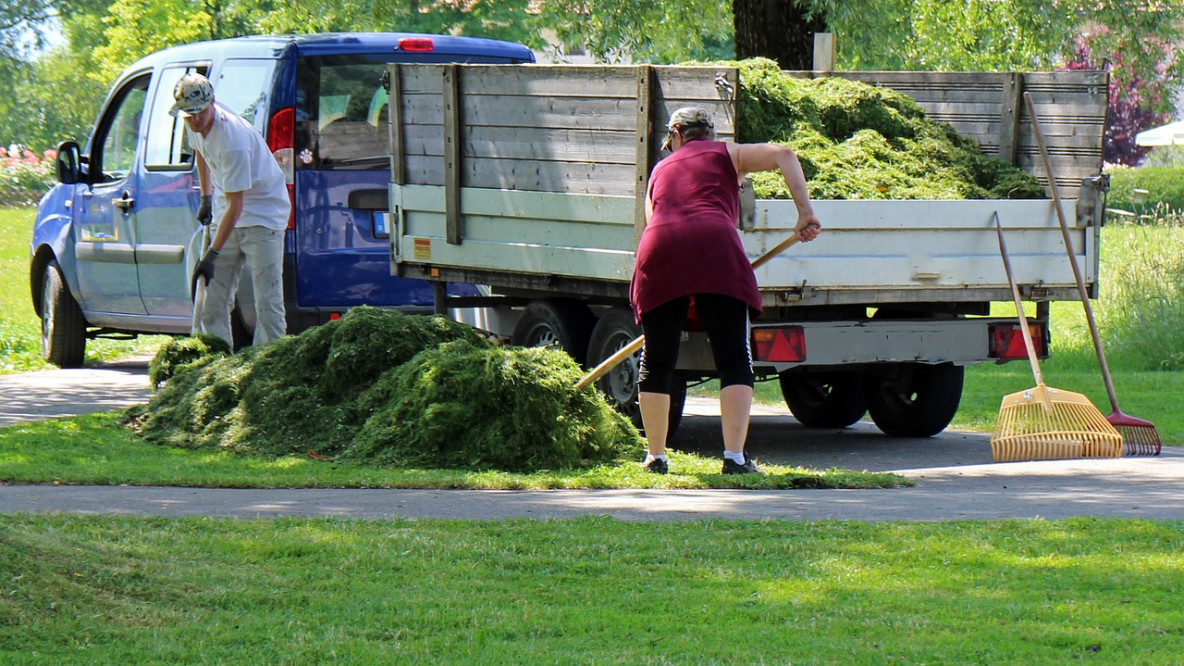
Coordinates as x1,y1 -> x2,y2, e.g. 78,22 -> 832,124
169,73 -> 214,118
662,106 -> 714,150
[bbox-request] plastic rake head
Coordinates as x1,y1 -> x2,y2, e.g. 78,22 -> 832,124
991,385 -> 1123,462
1108,411 -> 1162,457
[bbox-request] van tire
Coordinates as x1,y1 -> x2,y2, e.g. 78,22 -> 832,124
40,260 -> 86,368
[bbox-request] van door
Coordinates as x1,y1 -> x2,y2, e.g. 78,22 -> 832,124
135,64 -> 210,319
73,74 -> 150,316
292,55 -> 446,309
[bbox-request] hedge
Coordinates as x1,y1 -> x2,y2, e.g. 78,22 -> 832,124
1106,166 -> 1184,214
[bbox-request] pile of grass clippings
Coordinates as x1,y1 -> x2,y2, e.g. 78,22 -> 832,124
730,58 -> 1045,200
148,333 -> 231,389
130,307 -> 642,471
344,340 -> 640,471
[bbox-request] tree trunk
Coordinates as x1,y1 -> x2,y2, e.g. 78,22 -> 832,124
733,0 -> 827,70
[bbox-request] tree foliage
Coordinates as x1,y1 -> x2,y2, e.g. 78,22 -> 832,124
534,0 -> 732,63
92,0 -> 274,77
0,0 -> 1178,161
815,0 -> 1182,114
257,0 -> 542,49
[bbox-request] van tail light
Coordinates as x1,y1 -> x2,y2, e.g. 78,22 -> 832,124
989,322 -> 1047,360
267,106 -> 296,230
752,326 -> 806,363
398,38 -> 435,52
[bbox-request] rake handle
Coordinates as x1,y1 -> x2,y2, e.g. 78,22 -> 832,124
190,222 -> 212,336
1024,92 -> 1122,413
575,234 -> 804,390
995,213 -> 1045,388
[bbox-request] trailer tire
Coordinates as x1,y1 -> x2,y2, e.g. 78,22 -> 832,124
585,308 -> 685,439
864,363 -> 963,437
511,299 -> 596,365
40,259 -> 87,368
778,372 -> 867,428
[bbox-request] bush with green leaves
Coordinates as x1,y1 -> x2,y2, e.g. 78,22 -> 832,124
1105,166 -> 1184,214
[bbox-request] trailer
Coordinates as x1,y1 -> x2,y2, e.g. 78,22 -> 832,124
382,63 -> 1109,437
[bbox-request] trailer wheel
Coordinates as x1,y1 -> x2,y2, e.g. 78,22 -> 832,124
511,299 -> 596,365
586,308 -> 685,439
864,363 -> 963,437
778,372 -> 867,428
40,259 -> 87,368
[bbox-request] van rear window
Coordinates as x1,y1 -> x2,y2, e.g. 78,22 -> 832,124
296,55 -> 391,170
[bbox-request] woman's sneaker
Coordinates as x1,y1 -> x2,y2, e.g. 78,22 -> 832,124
643,457 -> 669,474
722,454 -> 762,475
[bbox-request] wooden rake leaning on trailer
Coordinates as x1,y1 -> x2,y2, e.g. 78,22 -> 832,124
1024,91 -> 1161,456
990,212 -> 1122,462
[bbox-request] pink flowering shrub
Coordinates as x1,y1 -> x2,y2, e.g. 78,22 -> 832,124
0,147 -> 58,207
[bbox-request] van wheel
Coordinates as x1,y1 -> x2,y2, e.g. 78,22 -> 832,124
510,299 -> 595,365
585,308 -> 685,439
779,372 -> 867,428
864,363 -> 963,437
40,260 -> 86,368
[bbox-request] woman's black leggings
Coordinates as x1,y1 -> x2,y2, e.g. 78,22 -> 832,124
637,293 -> 754,396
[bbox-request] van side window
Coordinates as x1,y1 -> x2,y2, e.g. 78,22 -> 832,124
217,59 -> 276,132
144,65 -> 209,169
95,75 -> 149,180
296,55 -> 390,170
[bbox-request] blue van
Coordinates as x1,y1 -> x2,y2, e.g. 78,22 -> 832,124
32,33 -> 534,366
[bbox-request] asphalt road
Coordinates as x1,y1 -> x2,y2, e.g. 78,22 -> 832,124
2,357 -> 1182,522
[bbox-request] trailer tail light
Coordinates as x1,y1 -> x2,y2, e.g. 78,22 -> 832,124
752,326 -> 806,363
989,322 -> 1047,360
267,106 -> 296,229
398,38 -> 435,52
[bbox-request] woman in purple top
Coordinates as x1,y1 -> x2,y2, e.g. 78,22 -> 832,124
631,107 -> 821,475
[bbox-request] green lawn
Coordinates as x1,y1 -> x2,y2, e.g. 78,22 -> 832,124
0,411 -> 906,490
5,207 -> 1184,664
3,515 -> 1182,663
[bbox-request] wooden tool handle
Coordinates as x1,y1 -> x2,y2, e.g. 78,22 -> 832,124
575,234 -> 804,390
1024,91 -> 1122,412
995,212 -> 1045,387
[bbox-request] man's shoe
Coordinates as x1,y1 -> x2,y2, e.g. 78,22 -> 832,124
722,454 -> 762,475
643,457 -> 669,474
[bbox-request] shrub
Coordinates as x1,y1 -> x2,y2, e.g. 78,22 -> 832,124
1105,166 -> 1184,213
0,148 -> 56,207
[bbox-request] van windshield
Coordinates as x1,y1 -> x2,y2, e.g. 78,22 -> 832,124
296,55 -> 391,170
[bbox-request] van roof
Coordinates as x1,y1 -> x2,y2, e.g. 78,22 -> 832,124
127,32 -> 535,69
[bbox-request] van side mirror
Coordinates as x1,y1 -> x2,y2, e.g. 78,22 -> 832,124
56,141 -> 84,185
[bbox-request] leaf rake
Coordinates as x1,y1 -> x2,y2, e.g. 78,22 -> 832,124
1024,91 -> 1160,455
990,212 -> 1122,462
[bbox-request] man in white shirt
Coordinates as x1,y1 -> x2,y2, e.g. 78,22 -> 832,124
172,72 -> 290,346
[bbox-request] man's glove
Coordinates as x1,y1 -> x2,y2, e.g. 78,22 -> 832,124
193,248 -> 219,287
196,194 -> 213,225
